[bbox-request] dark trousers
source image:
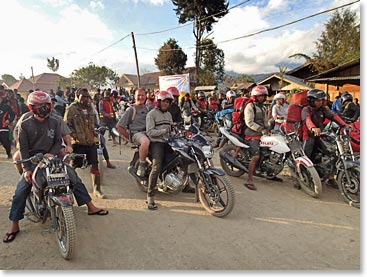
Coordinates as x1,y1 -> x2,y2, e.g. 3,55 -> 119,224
147,142 -> 169,197
0,130 -> 11,156
72,144 -> 98,168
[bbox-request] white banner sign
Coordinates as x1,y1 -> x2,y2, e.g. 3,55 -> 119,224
159,73 -> 190,94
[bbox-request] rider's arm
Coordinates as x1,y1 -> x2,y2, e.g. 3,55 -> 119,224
146,111 -> 170,139
244,104 -> 263,132
116,107 -> 134,139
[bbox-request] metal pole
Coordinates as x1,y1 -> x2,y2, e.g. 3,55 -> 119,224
131,32 -> 141,88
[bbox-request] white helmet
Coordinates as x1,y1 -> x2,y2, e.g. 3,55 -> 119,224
273,93 -> 286,100
226,90 -> 236,98
251,86 -> 268,96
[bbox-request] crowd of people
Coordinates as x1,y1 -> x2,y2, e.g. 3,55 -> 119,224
0,83 -> 360,243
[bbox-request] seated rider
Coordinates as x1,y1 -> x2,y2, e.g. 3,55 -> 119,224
116,88 -> 150,177
3,91 -> 108,244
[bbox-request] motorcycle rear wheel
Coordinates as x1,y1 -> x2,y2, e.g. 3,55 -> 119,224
219,144 -> 246,177
55,206 -> 77,260
337,167 -> 360,208
297,165 -> 322,198
198,175 -> 235,218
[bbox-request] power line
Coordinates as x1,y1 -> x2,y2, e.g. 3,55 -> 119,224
89,33 -> 131,57
137,0 -> 360,52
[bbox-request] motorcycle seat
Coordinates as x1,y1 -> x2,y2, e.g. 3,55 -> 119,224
229,132 -> 246,143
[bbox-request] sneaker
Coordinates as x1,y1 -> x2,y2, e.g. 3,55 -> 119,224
137,162 -> 146,177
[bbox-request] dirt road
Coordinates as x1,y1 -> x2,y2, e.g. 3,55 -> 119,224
0,140 -> 360,270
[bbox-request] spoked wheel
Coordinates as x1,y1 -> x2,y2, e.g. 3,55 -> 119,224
219,144 -> 247,177
55,206 -> 77,260
297,165 -> 322,198
198,175 -> 235,218
25,193 -> 41,223
337,167 -> 360,208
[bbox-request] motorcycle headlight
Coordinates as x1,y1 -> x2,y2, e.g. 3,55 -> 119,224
202,145 -> 214,159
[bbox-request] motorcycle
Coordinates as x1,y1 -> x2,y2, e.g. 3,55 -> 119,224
127,125 -> 235,217
313,121 -> 360,207
218,126 -> 322,198
199,109 -> 217,133
15,152 -> 87,260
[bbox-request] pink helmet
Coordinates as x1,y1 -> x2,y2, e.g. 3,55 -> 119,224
166,86 -> 179,97
251,86 -> 268,96
156,91 -> 174,101
27,91 -> 51,110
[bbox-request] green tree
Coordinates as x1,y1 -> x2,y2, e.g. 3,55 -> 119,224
172,0 -> 229,83
154,38 -> 187,75
71,63 -> 118,89
199,38 -> 225,85
313,9 -> 359,71
289,8 -> 360,72
47,57 -> 60,72
1,74 -> 17,86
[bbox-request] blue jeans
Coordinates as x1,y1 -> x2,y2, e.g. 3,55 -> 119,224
9,167 -> 92,222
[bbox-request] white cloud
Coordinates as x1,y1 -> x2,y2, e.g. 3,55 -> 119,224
41,0 -> 74,8
89,0 -> 105,10
131,0 -> 168,5
0,1 -> 116,78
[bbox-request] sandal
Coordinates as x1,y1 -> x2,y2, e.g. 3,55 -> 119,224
3,230 -> 20,243
244,183 -> 257,190
88,209 -> 109,216
146,201 -> 158,210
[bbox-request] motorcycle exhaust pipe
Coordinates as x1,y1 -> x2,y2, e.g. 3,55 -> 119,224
219,150 -> 248,172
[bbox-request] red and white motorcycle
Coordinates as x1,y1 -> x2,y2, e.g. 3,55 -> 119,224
218,127 -> 322,198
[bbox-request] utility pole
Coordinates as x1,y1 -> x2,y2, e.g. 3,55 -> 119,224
31,66 -> 35,91
131,32 -> 141,88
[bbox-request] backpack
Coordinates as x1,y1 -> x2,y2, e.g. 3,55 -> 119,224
231,96 -> 257,136
285,90 -> 309,136
230,97 -> 248,135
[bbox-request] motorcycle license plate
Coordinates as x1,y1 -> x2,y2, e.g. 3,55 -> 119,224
187,163 -> 199,174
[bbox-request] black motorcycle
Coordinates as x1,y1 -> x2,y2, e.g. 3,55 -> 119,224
15,153 -> 87,259
313,121 -> 360,207
128,125 -> 235,217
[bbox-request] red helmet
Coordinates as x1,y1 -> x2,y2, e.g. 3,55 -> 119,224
27,91 -> 51,110
156,91 -> 174,101
166,86 -> 179,97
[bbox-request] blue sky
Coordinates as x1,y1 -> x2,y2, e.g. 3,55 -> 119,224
0,0 -> 361,79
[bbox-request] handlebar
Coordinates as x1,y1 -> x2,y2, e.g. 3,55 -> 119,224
14,153 -> 87,165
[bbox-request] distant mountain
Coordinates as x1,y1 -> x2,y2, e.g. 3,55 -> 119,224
224,70 -> 275,84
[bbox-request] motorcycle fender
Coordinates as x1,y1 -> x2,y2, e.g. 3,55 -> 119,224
294,156 -> 314,168
203,168 -> 226,176
50,194 -> 74,207
187,163 -> 199,174
343,160 -> 360,170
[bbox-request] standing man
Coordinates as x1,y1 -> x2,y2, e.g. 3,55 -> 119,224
0,86 -> 15,158
116,88 -> 150,177
146,91 -> 174,210
99,90 -> 117,145
64,88 -> 105,199
167,86 -> 183,124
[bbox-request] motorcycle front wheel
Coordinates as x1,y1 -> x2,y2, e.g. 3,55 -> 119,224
297,164 -> 322,198
337,167 -> 360,208
198,174 -> 235,218
55,206 -> 77,260
219,144 -> 247,177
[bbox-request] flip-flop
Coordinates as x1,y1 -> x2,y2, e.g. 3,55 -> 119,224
244,183 -> 257,190
88,209 -> 109,216
3,230 -> 20,243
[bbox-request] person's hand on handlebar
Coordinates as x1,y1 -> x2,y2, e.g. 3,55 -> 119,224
311,127 -> 321,136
